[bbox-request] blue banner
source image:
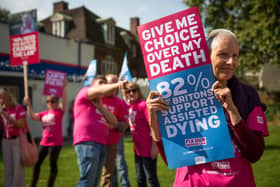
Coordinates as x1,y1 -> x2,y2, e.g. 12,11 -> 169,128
119,52 -> 133,81
0,55 -> 86,82
83,59 -> 97,87
149,64 -> 234,169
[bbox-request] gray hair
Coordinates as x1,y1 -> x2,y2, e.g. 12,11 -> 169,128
207,29 -> 237,54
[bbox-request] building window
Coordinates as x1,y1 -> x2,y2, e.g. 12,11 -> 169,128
103,23 -> 115,45
50,13 -> 72,37
101,56 -> 117,75
52,21 -> 65,37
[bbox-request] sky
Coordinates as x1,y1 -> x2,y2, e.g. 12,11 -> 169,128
0,0 -> 188,30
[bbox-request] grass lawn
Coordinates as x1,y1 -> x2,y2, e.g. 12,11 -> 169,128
253,125 -> 280,187
0,125 -> 279,187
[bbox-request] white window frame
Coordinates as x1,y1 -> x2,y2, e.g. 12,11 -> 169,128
52,21 -> 66,37
103,22 -> 115,45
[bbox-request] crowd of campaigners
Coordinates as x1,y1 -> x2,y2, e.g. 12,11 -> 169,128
0,29 -> 269,187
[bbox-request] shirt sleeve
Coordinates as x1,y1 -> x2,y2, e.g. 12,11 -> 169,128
246,106 -> 269,136
230,119 -> 265,163
37,111 -> 45,121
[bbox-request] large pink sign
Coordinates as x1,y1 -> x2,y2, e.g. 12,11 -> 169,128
9,31 -> 40,66
137,7 -> 211,80
43,70 -> 66,97
137,7 -> 234,169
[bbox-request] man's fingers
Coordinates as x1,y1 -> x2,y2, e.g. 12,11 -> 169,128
149,102 -> 169,111
147,91 -> 161,99
211,81 -> 226,91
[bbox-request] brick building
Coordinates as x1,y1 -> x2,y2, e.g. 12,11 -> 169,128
39,1 -> 146,78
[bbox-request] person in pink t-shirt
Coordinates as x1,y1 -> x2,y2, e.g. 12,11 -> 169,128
0,88 -> 26,187
73,75 -> 127,187
24,80 -> 67,187
146,29 -> 269,187
124,82 -> 160,187
100,74 -> 129,187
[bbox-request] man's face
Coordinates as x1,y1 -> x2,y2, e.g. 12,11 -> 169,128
93,78 -> 106,86
106,75 -> 117,84
210,34 -> 239,82
22,14 -> 31,27
106,75 -> 118,96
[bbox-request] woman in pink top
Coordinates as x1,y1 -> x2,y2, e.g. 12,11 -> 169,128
146,29 -> 269,187
124,82 -> 160,187
0,88 -> 26,187
24,80 -> 67,187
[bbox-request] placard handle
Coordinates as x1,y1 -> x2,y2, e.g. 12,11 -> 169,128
23,61 -> 28,97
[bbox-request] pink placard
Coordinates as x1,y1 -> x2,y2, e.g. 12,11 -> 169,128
43,70 -> 66,97
137,7 -> 211,80
9,31 -> 40,66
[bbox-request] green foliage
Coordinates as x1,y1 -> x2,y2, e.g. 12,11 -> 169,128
184,0 -> 280,69
0,7 -> 10,22
265,103 -> 280,121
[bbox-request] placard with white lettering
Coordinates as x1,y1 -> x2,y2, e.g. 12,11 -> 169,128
8,9 -> 40,66
43,69 -> 66,97
137,7 -> 234,169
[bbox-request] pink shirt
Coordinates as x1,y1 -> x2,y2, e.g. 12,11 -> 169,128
73,87 -> 109,145
102,96 -> 128,145
129,99 -> 153,157
38,108 -> 64,146
2,104 -> 26,139
173,106 -> 269,187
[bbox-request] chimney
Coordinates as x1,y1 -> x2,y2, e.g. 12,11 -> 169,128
53,1 -> 68,14
130,17 -> 140,36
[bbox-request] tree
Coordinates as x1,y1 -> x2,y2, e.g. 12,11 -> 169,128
184,0 -> 280,71
0,7 -> 10,22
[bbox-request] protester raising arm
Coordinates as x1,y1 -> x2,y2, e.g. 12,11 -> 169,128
24,79 -> 67,121
146,91 -> 169,142
87,80 -> 127,101
59,79 -> 67,112
24,96 -> 40,121
92,97 -> 118,128
89,79 -> 127,128
146,91 -> 169,164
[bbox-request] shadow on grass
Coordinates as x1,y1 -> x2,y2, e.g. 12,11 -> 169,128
265,145 -> 280,150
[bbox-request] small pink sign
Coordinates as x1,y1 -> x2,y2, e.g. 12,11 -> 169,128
43,70 -> 66,97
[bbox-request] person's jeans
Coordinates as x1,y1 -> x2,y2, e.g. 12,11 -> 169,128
113,137 -> 130,187
2,138 -> 25,187
135,154 -> 160,187
75,141 -> 106,187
